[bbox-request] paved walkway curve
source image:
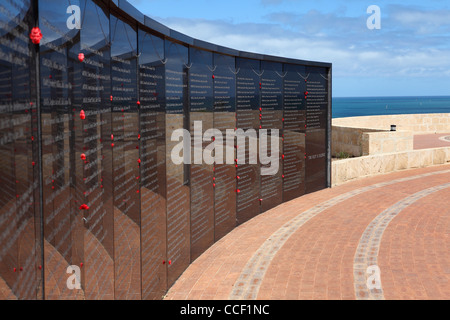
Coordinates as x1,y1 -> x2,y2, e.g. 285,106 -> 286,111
164,164 -> 450,300
378,186 -> 450,299
353,182 -> 450,300
228,169 -> 450,300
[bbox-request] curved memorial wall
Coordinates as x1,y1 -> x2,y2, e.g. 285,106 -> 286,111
0,0 -> 331,299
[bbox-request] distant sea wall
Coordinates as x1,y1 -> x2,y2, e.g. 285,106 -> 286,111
333,113 -> 450,134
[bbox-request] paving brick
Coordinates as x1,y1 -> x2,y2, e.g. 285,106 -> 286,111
414,133 -> 450,150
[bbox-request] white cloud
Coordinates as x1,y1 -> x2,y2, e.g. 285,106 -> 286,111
390,6 -> 450,34
157,13 -> 450,81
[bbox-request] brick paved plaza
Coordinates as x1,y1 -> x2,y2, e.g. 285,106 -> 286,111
165,164 -> 450,300
414,133 -> 450,150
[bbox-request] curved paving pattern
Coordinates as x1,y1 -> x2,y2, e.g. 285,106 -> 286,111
229,168 -> 450,300
378,187 -> 450,300
165,164 -> 450,300
353,182 -> 450,300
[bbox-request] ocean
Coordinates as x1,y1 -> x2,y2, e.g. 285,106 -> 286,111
332,96 -> 450,119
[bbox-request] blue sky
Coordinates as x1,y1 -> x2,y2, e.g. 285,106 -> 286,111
128,0 -> 450,97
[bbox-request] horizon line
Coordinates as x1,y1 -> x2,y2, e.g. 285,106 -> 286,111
333,95 -> 450,99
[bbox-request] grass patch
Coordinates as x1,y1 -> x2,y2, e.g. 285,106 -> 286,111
335,151 -> 351,159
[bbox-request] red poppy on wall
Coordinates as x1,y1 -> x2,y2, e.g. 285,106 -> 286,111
30,27 -> 42,44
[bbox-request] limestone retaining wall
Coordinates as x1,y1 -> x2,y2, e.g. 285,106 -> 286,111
332,126 -> 414,157
332,147 -> 450,186
361,130 -> 414,156
332,126 -> 381,157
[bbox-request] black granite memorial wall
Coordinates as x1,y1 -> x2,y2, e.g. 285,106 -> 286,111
0,0 -> 331,300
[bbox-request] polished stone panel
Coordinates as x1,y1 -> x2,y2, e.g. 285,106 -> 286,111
213,53 -> 236,241
235,58 -> 261,225
0,0 -> 41,300
110,14 -> 141,300
189,47 -> 214,261
305,66 -> 328,194
138,29 -> 167,300
260,61 -> 283,212
39,0 -> 84,300
79,0 -> 114,300
282,64 -> 306,201
165,39 -> 190,287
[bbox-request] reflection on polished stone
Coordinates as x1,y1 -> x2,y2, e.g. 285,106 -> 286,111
0,0 -> 330,300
